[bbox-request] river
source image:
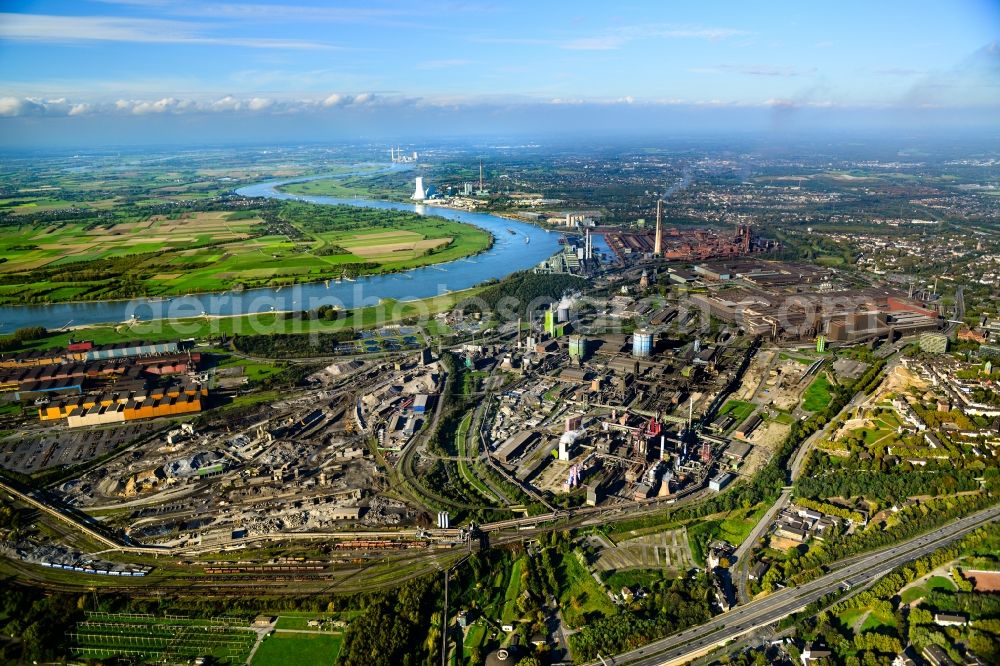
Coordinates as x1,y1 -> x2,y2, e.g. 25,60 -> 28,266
0,168 -> 564,334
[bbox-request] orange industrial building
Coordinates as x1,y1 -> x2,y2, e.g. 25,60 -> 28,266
602,225 -> 762,262
38,383 -> 206,428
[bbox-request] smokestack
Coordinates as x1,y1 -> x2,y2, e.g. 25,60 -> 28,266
654,200 -> 663,256
479,161 -> 484,192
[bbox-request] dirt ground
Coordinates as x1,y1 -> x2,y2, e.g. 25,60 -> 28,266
734,350 -> 774,401
967,570 -> 1000,592
872,364 -> 928,402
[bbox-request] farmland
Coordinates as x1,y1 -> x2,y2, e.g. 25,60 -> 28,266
0,202 -> 491,305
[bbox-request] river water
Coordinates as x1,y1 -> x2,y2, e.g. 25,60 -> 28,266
0,169 -> 563,334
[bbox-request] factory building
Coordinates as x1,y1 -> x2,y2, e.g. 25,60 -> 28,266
722,441 -> 752,464
495,430 -> 539,464
1,350 -> 201,401
39,382 -> 207,427
734,412 -> 763,440
412,394 -> 432,414
544,310 -> 556,336
709,473 -> 734,492
83,341 -> 181,362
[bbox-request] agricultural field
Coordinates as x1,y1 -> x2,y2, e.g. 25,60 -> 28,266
0,202 -> 490,305
0,211 -> 261,273
278,168 -> 413,202
251,631 -> 342,666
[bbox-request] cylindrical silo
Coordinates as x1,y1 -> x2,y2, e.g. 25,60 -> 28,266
632,330 -> 653,357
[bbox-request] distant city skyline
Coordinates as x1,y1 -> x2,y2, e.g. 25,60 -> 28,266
0,0 -> 998,146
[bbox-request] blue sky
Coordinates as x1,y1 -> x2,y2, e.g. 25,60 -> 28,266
0,0 -> 998,145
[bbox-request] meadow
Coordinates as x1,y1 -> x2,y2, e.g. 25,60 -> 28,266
0,203 -> 490,305
251,632 -> 343,666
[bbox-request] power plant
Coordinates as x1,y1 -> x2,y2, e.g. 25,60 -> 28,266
390,146 -> 418,163
411,176 -> 426,201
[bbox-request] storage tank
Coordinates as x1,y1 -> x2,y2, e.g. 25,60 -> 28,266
632,330 -> 653,357
557,300 -> 571,323
568,335 -> 586,360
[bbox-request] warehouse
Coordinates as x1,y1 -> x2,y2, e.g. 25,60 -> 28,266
495,430 -> 539,464
412,394 -> 433,414
709,473 -> 733,492
39,382 -> 207,426
734,413 -> 763,440
722,440 -> 752,463
84,341 -> 181,362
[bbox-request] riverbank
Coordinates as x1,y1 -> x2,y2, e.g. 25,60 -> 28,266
6,287 -> 485,352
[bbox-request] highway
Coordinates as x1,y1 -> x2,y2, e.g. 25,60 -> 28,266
596,502 -> 1000,666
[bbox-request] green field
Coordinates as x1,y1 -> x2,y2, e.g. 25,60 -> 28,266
280,174 -> 403,201
251,632 -> 342,666
688,504 -> 769,564
802,372 -> 835,412
0,203 -> 490,305
719,399 -> 755,423
860,607 -> 897,631
500,558 -> 526,623
603,569 -> 673,592
559,551 -> 616,627
462,622 -> 487,660
900,575 -> 955,604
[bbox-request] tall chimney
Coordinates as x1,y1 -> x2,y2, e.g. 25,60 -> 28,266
654,199 -> 663,256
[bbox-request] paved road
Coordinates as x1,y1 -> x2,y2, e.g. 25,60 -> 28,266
595,503 -> 1000,666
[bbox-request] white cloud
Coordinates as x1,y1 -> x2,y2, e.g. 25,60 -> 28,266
211,95 -> 242,111
247,97 -> 273,111
323,93 -> 347,107
0,12 -> 336,49
0,97 -> 29,116
130,97 -> 184,114
0,88 -> 983,121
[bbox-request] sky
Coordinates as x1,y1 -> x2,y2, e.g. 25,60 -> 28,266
0,0 -> 999,147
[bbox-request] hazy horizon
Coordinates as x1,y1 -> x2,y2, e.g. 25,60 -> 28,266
1,0 -> 998,148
